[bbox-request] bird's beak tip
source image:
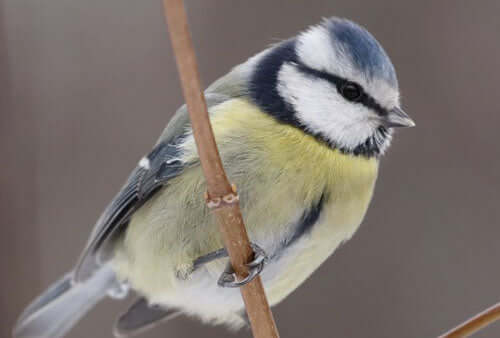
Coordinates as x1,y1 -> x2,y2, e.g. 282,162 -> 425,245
405,119 -> 416,128
386,107 -> 415,128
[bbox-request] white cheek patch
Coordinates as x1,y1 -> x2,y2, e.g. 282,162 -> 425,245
277,64 -> 379,151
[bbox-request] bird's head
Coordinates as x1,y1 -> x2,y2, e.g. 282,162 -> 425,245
249,17 -> 414,157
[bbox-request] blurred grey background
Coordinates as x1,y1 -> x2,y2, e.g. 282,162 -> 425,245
2,1 -> 500,337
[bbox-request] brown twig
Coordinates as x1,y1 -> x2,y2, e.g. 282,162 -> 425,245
161,1 -> 280,337
438,302 -> 500,337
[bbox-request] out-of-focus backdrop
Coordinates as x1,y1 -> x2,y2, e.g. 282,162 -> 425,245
2,1 -> 500,337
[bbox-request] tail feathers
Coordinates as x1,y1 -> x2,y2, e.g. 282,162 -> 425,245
114,297 -> 180,338
13,265 -> 117,338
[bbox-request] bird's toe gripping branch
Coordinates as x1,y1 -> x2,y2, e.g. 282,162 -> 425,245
217,243 -> 268,288
203,184 -> 268,288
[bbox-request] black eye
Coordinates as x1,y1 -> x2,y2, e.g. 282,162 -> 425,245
340,82 -> 362,102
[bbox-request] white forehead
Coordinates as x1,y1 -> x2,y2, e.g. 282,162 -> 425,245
295,19 -> 400,109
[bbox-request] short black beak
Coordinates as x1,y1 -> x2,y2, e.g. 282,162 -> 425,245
385,107 -> 415,128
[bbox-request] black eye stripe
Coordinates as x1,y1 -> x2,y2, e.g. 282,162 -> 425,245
294,63 -> 388,116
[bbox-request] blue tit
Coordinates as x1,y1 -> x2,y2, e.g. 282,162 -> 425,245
14,17 -> 414,338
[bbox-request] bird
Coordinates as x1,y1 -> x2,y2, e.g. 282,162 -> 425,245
14,17 -> 414,338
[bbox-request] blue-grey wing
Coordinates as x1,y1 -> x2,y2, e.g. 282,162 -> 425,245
72,93 -> 234,283
73,137 -> 187,282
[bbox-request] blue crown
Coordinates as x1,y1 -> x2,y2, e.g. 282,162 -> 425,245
326,18 -> 398,87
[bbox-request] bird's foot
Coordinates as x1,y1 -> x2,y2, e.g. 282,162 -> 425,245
217,243 -> 268,288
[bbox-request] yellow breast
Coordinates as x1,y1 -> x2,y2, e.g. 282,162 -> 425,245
203,98 -> 379,205
205,99 -> 380,304
114,98 -> 379,307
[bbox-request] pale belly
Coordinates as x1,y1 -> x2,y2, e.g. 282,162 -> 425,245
112,180 -> 373,328
111,98 -> 379,326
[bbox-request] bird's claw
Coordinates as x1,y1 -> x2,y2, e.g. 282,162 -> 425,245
217,243 -> 268,288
